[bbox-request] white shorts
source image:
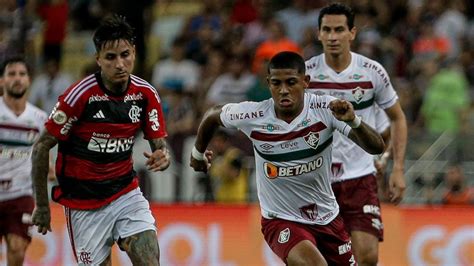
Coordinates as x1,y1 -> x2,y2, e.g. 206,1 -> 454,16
65,188 -> 157,265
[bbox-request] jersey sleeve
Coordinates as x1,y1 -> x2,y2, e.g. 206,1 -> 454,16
371,61 -> 398,109
142,89 -> 167,139
45,86 -> 85,141
220,103 -> 240,130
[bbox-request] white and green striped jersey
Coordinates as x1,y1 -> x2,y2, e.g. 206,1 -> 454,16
305,52 -> 398,182
0,97 -> 47,201
220,93 -> 350,225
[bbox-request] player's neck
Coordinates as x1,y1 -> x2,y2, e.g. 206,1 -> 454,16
4,95 -> 26,116
325,52 -> 351,73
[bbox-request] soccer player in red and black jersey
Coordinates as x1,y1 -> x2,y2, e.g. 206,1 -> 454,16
31,14 -> 170,265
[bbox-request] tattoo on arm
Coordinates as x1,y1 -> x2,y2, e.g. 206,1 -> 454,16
148,138 -> 167,152
32,132 -> 58,207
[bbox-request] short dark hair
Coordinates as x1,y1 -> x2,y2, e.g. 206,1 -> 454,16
318,3 -> 355,30
1,56 -> 30,76
93,14 -> 136,52
268,51 -> 305,74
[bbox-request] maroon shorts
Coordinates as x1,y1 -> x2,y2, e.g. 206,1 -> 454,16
261,215 -> 355,265
0,196 -> 34,241
332,174 -> 384,241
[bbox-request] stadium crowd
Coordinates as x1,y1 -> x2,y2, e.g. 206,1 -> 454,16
1,0 -> 473,204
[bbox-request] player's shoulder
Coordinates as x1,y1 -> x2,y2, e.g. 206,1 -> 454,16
305,54 -> 323,71
222,99 -> 273,119
60,74 -> 99,105
352,52 -> 387,72
130,74 -> 157,92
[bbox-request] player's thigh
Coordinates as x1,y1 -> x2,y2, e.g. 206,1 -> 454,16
287,240 -> 327,266
5,233 -> 29,253
67,207 -> 115,265
315,215 -> 356,266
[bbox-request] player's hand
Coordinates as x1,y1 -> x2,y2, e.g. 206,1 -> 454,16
388,170 -> 406,204
144,148 -> 171,171
190,150 -> 213,173
329,99 -> 355,122
32,205 -> 52,235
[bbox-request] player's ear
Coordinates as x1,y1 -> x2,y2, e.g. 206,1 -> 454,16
95,53 -> 101,67
350,26 -> 357,41
304,75 -> 310,87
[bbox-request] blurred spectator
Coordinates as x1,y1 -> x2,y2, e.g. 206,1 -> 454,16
420,59 -> 470,135
229,0 -> 258,25
37,0 -> 69,63
275,0 -> 321,44
434,0 -> 468,59
252,17 -> 301,73
181,0 -> 224,64
412,15 -> 451,62
441,164 -> 474,205
195,45 -> 225,116
151,36 -> 200,94
209,129 -> 249,203
29,57 -> 73,113
246,58 -> 271,102
206,51 -> 255,107
241,1 -> 272,49
0,0 -> 37,64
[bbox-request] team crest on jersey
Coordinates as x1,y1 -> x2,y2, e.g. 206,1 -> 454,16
129,105 -> 142,123
303,132 -> 320,149
278,228 -> 290,243
352,87 -> 365,103
300,203 -> 318,221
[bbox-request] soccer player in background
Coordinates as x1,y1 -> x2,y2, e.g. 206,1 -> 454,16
31,15 -> 170,265
305,3 -> 408,265
191,51 -> 385,265
0,57 -> 49,266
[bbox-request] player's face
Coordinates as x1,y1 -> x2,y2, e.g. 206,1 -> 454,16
267,68 -> 309,120
96,39 -> 135,87
3,62 -> 30,99
318,14 -> 356,56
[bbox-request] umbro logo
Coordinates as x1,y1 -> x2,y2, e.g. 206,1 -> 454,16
93,110 -> 105,119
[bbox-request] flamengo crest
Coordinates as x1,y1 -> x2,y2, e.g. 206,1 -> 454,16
303,132 -> 320,149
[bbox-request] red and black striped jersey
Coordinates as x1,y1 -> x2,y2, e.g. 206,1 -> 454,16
46,73 -> 167,209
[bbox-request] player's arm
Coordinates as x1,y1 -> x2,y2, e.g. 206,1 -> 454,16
190,105 -> 224,173
384,101 -> 407,203
329,99 -> 385,154
31,130 -> 58,234
144,138 -> 171,172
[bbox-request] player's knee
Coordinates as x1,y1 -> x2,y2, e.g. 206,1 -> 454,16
356,248 -> 378,266
7,246 -> 27,263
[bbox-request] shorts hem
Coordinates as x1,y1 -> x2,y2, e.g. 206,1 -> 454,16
350,227 -> 383,242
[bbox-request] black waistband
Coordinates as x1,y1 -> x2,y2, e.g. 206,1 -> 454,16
53,171 -> 135,200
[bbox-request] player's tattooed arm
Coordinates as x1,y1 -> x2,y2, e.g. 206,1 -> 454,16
31,131 -> 58,234
119,230 -> 160,265
32,131 -> 58,206
145,138 -> 171,171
